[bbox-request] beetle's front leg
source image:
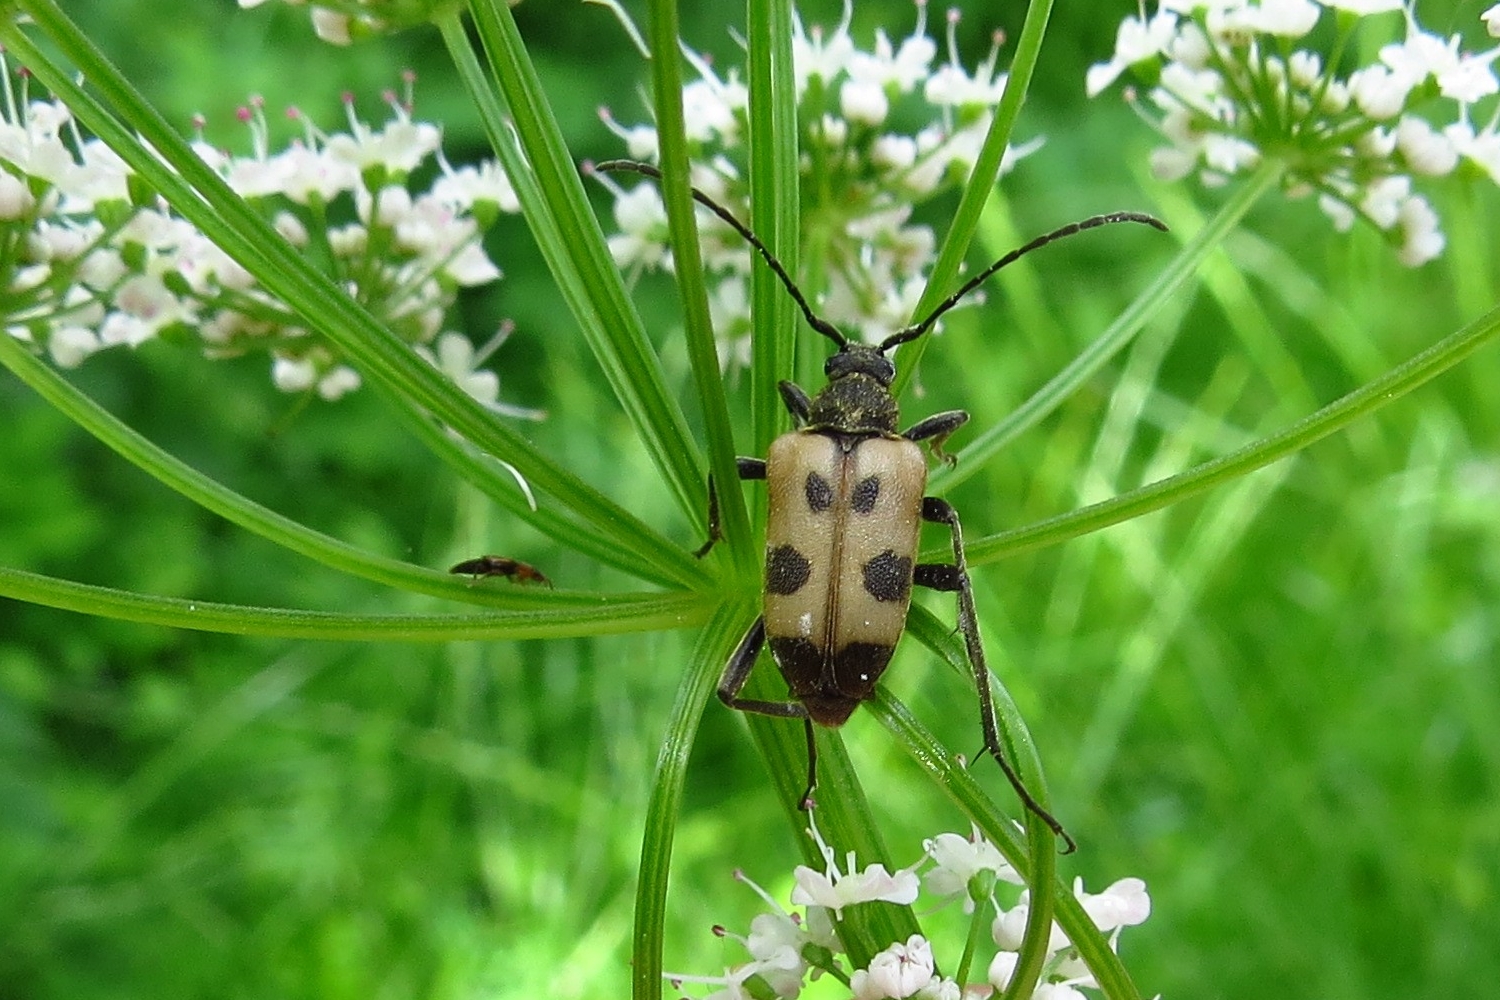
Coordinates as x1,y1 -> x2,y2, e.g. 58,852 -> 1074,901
717,617 -> 819,808
903,409 -> 968,466
918,496 -> 1076,852
693,458 -> 768,558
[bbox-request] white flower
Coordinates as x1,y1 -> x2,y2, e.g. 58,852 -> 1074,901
1485,4 -> 1500,38
1032,985 -> 1089,1000
48,326 -> 102,367
991,890 -> 1071,954
1395,116 -> 1459,175
316,365 -> 361,400
1076,876 -> 1152,932
1396,194 -> 1443,266
922,825 -> 1021,910
1253,0 -> 1320,38
793,2 -> 857,89
1360,174 -> 1411,228
0,171 -> 34,219
1318,192 -> 1357,231
1446,116 -> 1500,182
850,935 -> 936,1000
1348,63 -> 1414,119
791,861 -> 919,917
841,77 -> 891,125
310,9 -> 354,44
605,182 -> 669,271
1086,11 -> 1179,97
845,16 -> 936,94
272,354 -> 318,392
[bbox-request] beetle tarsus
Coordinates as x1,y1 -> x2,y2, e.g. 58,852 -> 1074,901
694,475 -> 723,559
798,718 -> 819,811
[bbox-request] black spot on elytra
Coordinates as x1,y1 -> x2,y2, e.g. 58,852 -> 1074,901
862,549 -> 912,602
766,544 -> 812,595
805,472 -> 833,512
850,475 -> 881,513
833,642 -> 894,699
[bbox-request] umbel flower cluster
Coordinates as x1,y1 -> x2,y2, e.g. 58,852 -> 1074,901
1,65 -> 530,411
1088,0 -> 1500,266
672,821 -> 1151,1000
596,0 -> 1039,365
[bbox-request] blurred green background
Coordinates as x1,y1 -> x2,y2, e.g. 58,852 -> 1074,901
3,1 -> 1498,998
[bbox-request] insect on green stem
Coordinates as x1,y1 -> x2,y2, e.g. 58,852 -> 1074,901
597,159 -> 1168,853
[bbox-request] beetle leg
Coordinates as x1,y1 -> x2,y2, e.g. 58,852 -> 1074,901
777,381 -> 813,426
694,459 -> 769,558
717,617 -> 820,810
903,409 -> 969,466
921,496 -> 1077,853
693,477 -> 722,559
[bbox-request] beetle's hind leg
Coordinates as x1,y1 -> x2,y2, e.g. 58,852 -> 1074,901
919,497 -> 1076,852
694,458 -> 768,558
717,617 -> 820,809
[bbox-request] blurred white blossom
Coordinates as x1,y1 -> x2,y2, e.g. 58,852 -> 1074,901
596,0 -> 1041,364
1088,1 -> 1500,266
670,823 -> 1152,1000
1,65 -> 533,414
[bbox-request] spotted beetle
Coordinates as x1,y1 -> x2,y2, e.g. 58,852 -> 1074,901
598,161 -> 1165,846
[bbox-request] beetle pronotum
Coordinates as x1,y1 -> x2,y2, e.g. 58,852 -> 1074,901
598,160 -> 1165,849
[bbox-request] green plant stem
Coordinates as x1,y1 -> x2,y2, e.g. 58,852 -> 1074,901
745,0 -> 799,460
460,0 -> 709,529
633,602 -> 751,1000
642,0 -> 755,575
0,330 -> 657,603
950,299 -> 1500,567
931,158 -> 1285,495
0,565 -> 712,640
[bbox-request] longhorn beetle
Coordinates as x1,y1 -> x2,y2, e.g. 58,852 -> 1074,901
598,160 -> 1165,849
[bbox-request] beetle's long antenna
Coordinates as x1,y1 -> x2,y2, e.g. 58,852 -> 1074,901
877,211 -> 1169,353
594,160 -> 848,349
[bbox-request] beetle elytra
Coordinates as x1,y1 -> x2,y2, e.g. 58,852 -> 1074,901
598,160 -> 1165,849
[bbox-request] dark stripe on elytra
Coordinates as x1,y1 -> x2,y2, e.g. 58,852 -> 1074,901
805,472 -> 833,512
862,549 -> 912,602
766,544 -> 812,595
850,475 -> 881,514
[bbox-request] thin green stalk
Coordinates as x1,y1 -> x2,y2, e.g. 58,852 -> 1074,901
745,0 -> 799,460
0,329 -> 651,604
644,0 -> 755,574
892,0 -> 1055,393
0,565 -> 713,640
931,158 -> 1286,495
951,299 -> 1500,567
462,0 -> 708,529
633,602 -> 751,1000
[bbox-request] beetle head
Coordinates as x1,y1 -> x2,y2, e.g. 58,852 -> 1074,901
825,342 -> 896,386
